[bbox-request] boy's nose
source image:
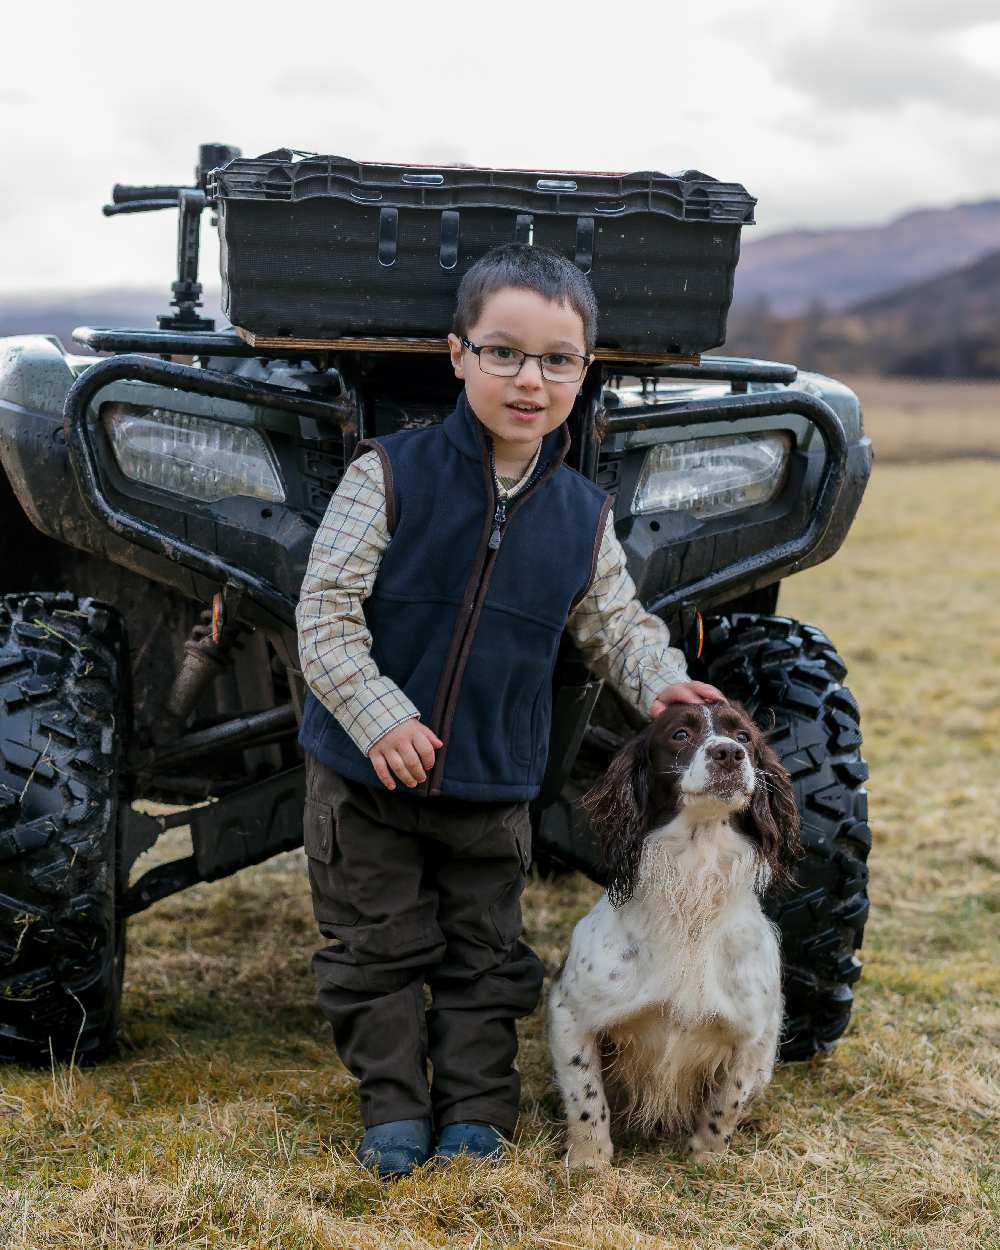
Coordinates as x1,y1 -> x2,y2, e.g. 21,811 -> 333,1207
516,357 -> 545,386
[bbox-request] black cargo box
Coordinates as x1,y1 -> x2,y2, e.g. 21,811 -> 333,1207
208,150 -> 755,355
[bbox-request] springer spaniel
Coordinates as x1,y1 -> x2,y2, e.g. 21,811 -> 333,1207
548,699 -> 800,1168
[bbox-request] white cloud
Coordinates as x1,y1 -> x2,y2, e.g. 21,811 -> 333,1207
868,0 -> 999,30
778,27 -> 1000,116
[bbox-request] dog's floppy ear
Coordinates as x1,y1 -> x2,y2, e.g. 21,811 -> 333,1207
579,729 -> 653,907
745,728 -> 801,892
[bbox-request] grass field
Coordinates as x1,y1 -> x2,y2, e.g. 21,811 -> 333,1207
843,374 -> 1000,463
2,379 -> 999,1248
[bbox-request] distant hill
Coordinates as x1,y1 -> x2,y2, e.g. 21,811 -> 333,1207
850,248 -> 1000,376
0,287 -> 224,354
734,199 -> 1000,316
725,248 -> 1000,378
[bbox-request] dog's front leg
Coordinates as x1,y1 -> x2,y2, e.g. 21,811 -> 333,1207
687,1024 -> 779,1159
548,993 -> 613,1169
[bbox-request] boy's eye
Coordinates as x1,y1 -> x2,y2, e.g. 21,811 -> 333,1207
483,346 -> 516,362
543,353 -> 571,367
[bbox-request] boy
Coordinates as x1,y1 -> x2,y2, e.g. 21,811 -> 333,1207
296,243 -> 721,1177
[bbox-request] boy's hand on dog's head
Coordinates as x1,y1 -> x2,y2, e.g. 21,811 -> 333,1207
650,681 -> 725,717
368,720 -> 444,790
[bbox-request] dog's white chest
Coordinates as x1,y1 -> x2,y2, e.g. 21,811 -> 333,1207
567,896 -> 780,1040
665,911 -> 780,1036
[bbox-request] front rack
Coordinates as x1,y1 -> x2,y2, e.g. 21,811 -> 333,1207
72,326 -> 798,385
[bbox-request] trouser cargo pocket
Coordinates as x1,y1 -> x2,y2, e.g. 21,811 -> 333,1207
489,804 -> 531,948
303,795 -> 360,927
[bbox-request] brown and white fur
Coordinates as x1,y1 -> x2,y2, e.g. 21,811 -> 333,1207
548,700 -> 800,1168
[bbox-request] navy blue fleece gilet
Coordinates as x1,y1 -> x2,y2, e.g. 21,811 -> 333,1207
298,392 -> 611,800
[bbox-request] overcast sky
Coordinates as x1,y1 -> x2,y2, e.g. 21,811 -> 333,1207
3,0 -> 999,296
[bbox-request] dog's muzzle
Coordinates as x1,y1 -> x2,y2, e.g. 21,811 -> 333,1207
684,736 -> 756,802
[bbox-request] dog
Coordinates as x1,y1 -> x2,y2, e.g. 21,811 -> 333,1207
547,698 -> 800,1168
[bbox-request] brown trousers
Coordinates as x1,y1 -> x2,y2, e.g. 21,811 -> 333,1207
303,754 -> 545,1134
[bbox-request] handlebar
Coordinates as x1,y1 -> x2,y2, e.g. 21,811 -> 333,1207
103,182 -> 198,216
100,144 -> 241,328
104,145 -> 241,217
112,183 -> 189,204
102,199 -> 180,216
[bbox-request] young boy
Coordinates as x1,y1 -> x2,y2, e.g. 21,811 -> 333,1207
295,243 -> 721,1177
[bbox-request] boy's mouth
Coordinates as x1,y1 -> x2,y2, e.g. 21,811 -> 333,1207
506,401 -> 545,420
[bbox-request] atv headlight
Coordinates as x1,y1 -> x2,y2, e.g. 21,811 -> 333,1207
632,433 -> 791,519
102,403 -> 285,504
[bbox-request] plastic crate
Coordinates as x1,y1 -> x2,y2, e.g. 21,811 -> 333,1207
209,149 -> 756,355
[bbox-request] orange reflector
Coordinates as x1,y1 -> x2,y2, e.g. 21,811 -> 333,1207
211,592 -> 224,644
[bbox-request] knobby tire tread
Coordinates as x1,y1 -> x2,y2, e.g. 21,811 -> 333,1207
0,592 -> 128,1065
699,613 -> 871,1061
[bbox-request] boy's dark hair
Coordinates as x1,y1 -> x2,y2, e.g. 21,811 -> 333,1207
453,243 -> 599,353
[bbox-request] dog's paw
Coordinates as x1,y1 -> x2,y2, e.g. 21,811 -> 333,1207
686,1126 -> 732,1161
566,1140 -> 613,1170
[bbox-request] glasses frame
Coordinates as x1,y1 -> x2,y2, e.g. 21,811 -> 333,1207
460,337 -> 593,384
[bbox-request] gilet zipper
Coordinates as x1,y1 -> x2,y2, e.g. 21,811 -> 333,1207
424,436 -> 552,793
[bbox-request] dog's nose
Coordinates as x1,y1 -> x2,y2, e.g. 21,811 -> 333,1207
708,742 -> 746,770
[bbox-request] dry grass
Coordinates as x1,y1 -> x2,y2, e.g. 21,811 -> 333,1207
844,374 -> 1000,462
2,384 -> 999,1248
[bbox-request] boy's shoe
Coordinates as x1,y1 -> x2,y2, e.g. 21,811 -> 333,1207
358,1118 -> 433,1178
434,1121 -> 507,1162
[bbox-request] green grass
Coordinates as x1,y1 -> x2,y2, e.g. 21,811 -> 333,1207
2,435 -> 999,1246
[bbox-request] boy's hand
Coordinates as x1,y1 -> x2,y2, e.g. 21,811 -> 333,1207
650,681 -> 725,717
369,720 -> 445,790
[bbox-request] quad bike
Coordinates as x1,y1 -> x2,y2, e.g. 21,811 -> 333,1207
0,144 -> 872,1064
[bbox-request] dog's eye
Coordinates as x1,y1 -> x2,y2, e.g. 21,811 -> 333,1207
672,729 -> 689,741
736,731 -> 751,743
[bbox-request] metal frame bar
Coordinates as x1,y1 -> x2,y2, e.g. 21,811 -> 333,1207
131,704 -> 297,773
610,356 -> 798,385
74,327 -> 274,356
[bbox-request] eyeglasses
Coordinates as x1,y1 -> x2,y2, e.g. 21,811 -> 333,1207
461,337 -> 592,383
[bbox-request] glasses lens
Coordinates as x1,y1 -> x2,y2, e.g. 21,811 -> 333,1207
541,353 -> 585,382
479,346 -> 524,376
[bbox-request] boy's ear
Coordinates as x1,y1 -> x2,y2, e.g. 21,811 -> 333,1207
447,333 -> 466,379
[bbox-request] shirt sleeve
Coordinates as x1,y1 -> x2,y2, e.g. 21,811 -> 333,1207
566,511 -> 689,715
295,450 -> 421,756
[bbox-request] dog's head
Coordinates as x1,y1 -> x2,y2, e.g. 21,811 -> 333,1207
580,699 -> 801,907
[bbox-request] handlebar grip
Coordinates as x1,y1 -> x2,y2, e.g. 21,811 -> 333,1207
112,183 -> 187,204
102,199 -> 178,216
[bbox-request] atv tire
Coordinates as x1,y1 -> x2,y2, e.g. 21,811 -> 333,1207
0,593 -> 129,1064
698,613 -> 870,1062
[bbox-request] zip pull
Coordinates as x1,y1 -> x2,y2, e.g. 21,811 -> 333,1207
488,497 -> 507,550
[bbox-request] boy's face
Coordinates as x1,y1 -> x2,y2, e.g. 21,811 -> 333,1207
447,286 -> 591,463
